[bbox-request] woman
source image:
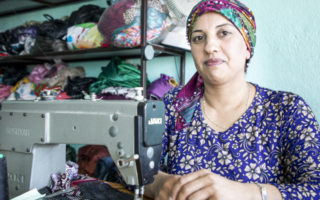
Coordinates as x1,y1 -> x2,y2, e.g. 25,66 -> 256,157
145,0 -> 320,199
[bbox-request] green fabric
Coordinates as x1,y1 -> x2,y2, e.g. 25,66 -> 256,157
220,8 -> 242,29
89,57 -> 149,94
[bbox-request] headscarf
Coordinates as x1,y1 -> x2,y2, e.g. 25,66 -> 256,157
186,0 -> 256,58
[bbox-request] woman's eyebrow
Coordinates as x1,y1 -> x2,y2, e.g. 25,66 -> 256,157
191,23 -> 233,34
191,29 -> 203,34
216,23 -> 233,28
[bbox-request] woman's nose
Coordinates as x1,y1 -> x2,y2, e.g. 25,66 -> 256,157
204,37 -> 220,54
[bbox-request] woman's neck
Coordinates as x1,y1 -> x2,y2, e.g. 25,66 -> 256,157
203,80 -> 250,111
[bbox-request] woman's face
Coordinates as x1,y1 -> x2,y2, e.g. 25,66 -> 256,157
190,12 -> 250,86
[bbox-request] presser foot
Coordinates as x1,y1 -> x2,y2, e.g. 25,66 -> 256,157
134,185 -> 145,200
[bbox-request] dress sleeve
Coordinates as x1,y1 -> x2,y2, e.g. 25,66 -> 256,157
272,96 -> 320,199
159,89 -> 177,171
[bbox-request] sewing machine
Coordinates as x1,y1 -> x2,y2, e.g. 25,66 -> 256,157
0,98 -> 165,199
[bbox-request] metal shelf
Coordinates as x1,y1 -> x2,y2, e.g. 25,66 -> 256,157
0,0 -> 92,17
0,44 -> 186,64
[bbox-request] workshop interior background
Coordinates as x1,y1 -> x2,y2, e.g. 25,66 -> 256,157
1,0 -> 320,119
1,0 -> 320,198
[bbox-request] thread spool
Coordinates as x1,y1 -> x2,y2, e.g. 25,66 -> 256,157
0,154 -> 9,200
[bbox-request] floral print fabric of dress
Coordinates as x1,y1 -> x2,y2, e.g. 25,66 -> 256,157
161,83 -> 320,199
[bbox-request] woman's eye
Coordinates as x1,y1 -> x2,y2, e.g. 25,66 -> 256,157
219,30 -> 231,37
192,35 -> 204,43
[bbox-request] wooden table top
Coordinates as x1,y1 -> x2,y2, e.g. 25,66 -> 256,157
108,182 -> 153,200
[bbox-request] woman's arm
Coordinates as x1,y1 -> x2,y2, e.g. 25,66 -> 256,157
145,169 -> 282,200
271,96 -> 320,199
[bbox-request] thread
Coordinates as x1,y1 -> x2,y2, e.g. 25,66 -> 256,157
0,154 -> 9,200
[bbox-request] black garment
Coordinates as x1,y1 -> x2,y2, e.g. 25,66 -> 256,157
39,181 -> 133,200
79,181 -> 134,200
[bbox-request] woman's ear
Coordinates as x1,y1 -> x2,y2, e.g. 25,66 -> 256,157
246,48 -> 251,60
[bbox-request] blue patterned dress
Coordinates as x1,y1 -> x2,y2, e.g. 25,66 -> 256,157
161,83 -> 320,200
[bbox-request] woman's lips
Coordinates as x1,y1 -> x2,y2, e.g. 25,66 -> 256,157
205,58 -> 225,66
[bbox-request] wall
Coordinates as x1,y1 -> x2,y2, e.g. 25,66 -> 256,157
0,0 -> 319,120
241,0 -> 320,120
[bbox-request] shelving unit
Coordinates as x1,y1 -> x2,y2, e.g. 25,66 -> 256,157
0,44 -> 186,84
0,0 -> 92,17
0,0 -> 187,97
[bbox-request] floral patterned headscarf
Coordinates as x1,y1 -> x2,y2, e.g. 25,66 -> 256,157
186,0 -> 256,58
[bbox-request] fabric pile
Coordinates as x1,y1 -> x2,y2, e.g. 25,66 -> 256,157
0,0 -> 178,56
0,57 -> 178,103
98,0 -> 171,47
0,4 -> 105,56
39,160 -> 133,200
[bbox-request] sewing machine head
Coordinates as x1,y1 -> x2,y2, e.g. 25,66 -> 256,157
0,99 -> 165,198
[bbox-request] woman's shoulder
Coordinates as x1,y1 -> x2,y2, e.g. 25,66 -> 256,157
254,83 -> 308,110
162,85 -> 184,105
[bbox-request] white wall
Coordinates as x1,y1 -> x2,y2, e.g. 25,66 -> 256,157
242,0 -> 320,120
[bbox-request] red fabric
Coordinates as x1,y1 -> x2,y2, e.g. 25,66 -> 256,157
56,91 -> 71,100
78,145 -> 110,177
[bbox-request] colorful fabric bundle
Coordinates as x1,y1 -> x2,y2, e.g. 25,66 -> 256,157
98,0 -> 169,47
98,0 -> 134,46
112,6 -> 168,47
50,161 -> 85,196
186,0 -> 256,57
39,66 -> 85,89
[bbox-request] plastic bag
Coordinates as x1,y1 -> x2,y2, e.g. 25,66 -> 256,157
30,35 -> 67,54
68,4 -> 105,26
66,23 -> 104,50
38,14 -> 68,40
14,82 -> 37,100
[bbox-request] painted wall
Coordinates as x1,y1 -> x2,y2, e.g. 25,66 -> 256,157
242,0 -> 320,120
1,0 -> 319,120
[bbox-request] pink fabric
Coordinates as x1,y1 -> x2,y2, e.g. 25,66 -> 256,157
29,63 -> 67,84
0,85 -> 13,102
174,72 -> 204,130
175,72 -> 203,104
29,64 -> 50,84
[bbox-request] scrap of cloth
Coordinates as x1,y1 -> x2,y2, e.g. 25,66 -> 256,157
186,0 -> 256,58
